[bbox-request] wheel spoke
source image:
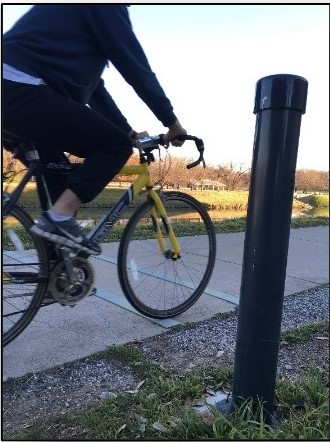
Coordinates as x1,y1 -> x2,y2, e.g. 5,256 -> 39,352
2,205 -> 48,346
118,192 -> 216,318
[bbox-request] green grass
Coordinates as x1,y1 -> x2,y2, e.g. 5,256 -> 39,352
4,215 -> 328,249
6,183 -> 327,246
309,194 -> 329,208
5,185 -> 328,231
12,320 -> 329,440
14,186 -> 328,213
3,224 -> 35,249
290,215 -> 329,228
281,322 -> 328,344
127,214 -> 330,238
15,358 -> 329,441
276,368 -> 329,440
4,212 -> 328,250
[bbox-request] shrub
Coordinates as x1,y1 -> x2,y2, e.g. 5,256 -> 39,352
309,195 -> 329,208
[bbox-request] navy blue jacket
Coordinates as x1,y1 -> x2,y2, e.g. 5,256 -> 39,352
3,5 -> 177,132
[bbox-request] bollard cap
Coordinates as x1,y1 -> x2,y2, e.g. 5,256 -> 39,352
254,74 -> 308,114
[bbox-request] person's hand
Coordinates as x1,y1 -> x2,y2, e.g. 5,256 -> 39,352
128,129 -> 149,140
163,120 -> 187,146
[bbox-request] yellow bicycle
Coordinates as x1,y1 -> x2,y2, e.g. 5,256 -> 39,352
3,133 -> 216,346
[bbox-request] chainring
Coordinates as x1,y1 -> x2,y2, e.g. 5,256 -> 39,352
47,257 -> 95,306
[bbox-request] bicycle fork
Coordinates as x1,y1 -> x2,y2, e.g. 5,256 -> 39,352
148,190 -> 181,260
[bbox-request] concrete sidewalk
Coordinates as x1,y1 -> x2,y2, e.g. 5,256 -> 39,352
3,226 -> 329,380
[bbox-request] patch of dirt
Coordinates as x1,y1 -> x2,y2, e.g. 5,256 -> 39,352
2,356 -> 140,440
2,329 -> 328,440
2,287 -> 329,439
139,331 -> 329,382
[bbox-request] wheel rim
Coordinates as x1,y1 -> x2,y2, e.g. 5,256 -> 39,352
2,207 -> 48,345
119,193 -> 216,317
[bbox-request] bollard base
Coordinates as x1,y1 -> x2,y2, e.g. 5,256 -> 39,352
193,391 -> 231,416
217,397 -> 281,426
215,396 -> 234,414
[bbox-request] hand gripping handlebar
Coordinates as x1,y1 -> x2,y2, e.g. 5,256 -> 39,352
134,134 -> 205,169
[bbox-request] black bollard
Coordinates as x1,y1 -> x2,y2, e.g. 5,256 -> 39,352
230,74 -> 308,416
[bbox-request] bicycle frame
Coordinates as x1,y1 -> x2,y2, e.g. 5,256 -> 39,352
3,152 -> 181,259
3,134 -> 212,345
87,161 -> 181,258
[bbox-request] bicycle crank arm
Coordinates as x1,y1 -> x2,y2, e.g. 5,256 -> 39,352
59,247 -> 78,285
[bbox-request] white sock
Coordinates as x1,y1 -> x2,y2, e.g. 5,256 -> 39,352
47,210 -> 72,222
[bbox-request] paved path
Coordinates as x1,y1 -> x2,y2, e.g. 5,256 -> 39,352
3,226 -> 329,380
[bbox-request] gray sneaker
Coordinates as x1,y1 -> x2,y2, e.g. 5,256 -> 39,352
30,212 -> 101,255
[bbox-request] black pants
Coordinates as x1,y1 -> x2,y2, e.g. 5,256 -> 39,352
2,80 -> 133,204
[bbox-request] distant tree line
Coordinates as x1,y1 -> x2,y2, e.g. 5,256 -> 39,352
294,169 -> 329,193
2,149 -> 329,193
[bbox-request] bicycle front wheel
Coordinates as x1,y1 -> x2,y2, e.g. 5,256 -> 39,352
118,191 -> 216,318
2,204 -> 49,346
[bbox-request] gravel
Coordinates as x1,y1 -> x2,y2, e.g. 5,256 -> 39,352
3,357 -> 139,404
2,286 -> 329,439
157,285 -> 329,352
139,286 -> 329,372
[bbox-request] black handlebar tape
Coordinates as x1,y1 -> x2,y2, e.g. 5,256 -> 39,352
187,160 -> 200,169
157,134 -> 165,145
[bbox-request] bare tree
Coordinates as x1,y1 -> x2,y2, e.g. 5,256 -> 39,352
150,155 -> 193,189
295,169 -> 329,193
215,162 -> 250,191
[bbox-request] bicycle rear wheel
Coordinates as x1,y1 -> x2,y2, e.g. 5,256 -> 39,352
118,191 -> 216,318
2,204 -> 49,346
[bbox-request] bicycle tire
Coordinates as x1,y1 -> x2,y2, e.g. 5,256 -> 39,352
118,191 -> 216,318
2,204 -> 49,346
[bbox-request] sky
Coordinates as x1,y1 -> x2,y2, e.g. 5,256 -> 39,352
2,3 -> 329,171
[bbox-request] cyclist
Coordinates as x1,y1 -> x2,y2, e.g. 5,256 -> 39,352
2,5 -> 187,255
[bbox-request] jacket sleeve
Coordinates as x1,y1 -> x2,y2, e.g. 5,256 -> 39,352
84,5 -> 177,127
88,79 -> 132,133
